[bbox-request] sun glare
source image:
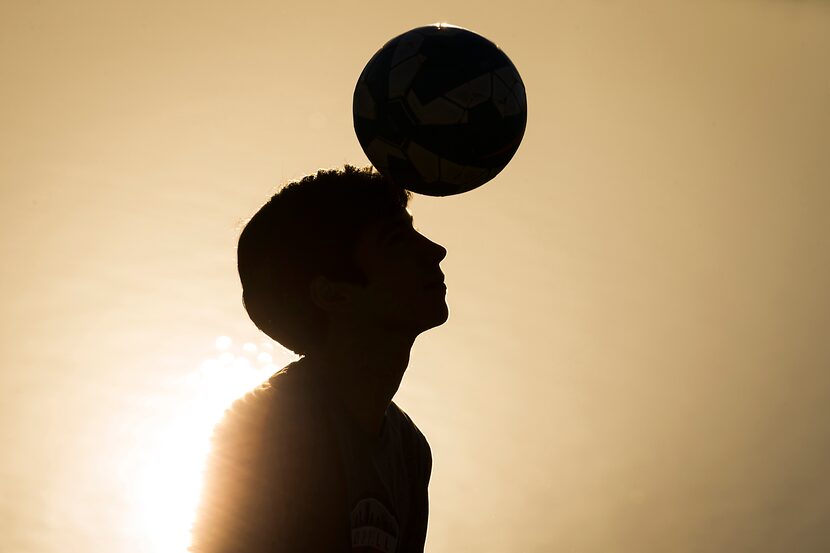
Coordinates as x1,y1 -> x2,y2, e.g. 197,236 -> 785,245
129,337 -> 296,553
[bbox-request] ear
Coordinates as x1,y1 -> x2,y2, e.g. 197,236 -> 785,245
309,275 -> 353,312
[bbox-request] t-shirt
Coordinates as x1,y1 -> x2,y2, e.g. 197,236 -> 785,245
190,360 -> 432,553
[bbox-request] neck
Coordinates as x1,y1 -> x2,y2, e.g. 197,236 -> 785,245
311,328 -> 416,437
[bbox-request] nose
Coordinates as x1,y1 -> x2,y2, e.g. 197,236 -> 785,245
424,235 -> 447,263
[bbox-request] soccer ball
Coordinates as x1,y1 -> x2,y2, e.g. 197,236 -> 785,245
353,24 -> 527,196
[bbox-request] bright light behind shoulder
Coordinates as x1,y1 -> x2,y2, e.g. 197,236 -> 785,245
128,337 -> 295,553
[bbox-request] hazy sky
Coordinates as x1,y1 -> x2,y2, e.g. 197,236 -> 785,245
2,1 -> 829,552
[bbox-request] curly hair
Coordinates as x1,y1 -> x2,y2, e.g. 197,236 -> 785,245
237,165 -> 411,355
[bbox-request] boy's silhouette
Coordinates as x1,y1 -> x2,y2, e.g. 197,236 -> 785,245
190,166 -> 448,553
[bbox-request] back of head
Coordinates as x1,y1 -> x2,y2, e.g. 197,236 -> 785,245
237,165 -> 410,355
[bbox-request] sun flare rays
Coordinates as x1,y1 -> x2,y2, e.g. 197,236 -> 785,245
128,337 -> 295,553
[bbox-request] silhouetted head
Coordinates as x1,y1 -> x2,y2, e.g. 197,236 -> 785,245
238,166 -> 448,356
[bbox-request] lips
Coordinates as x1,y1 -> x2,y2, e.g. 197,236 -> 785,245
424,270 -> 445,290
424,279 -> 446,291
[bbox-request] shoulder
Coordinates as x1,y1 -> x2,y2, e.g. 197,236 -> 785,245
388,402 -> 427,438
218,361 -> 323,424
387,402 -> 432,468
215,380 -> 276,432
212,364 -> 331,457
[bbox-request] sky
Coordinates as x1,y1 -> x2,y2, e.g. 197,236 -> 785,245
1,1 -> 829,552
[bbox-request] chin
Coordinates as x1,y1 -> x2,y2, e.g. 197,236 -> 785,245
385,297 -> 449,335
419,302 -> 450,333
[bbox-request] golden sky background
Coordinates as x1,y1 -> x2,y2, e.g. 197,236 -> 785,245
1,1 -> 829,552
